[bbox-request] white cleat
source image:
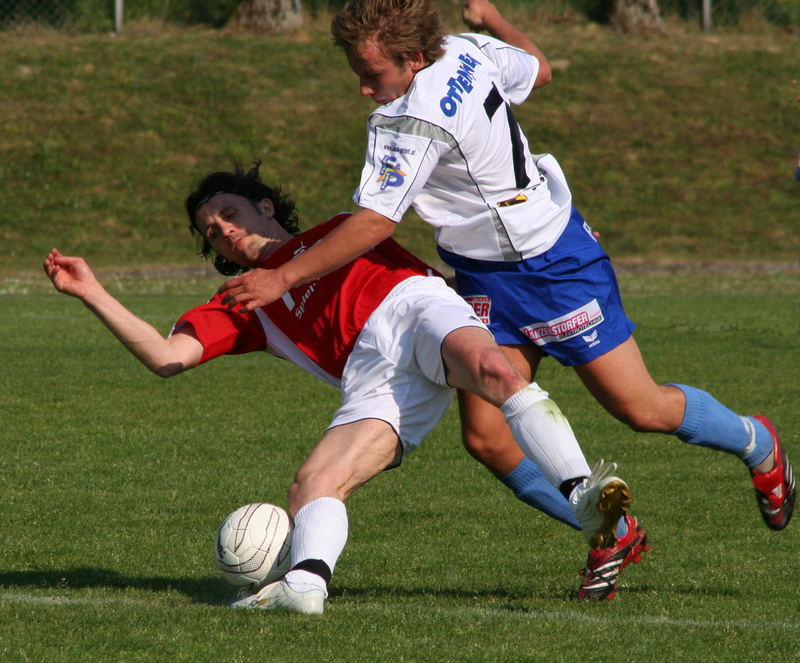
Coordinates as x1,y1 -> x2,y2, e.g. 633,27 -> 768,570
571,459 -> 632,550
229,580 -> 325,615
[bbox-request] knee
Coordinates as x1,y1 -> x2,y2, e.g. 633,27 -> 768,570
462,426 -> 497,457
612,386 -> 685,433
475,348 -> 526,397
618,408 -> 665,433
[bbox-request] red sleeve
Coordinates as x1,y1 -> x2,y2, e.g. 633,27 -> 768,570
372,236 -> 443,278
172,296 -> 266,364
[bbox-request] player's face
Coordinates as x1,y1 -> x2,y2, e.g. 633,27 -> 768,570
347,39 -> 426,105
196,193 -> 291,266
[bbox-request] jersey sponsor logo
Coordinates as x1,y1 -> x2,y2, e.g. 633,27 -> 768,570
376,154 -> 407,189
383,142 -> 416,156
283,240 -> 321,318
281,282 -> 317,319
464,294 -> 491,324
293,282 -> 317,319
520,299 -> 604,346
439,53 -> 482,117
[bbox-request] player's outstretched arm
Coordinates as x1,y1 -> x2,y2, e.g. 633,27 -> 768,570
462,0 -> 552,88
43,248 -> 203,377
219,209 -> 397,312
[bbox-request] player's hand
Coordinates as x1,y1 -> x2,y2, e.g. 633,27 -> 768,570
218,268 -> 288,312
43,248 -> 101,299
462,0 -> 498,31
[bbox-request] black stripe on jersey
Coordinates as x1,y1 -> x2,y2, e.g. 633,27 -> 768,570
482,84 -> 530,190
483,84 -> 504,119
505,103 -> 531,189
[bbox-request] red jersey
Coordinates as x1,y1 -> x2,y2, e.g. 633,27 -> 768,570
173,214 -> 437,385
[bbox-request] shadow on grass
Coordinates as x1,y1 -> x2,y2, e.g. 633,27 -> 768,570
0,568 -> 545,606
1,569 -> 740,609
0,567 -> 232,605
0,568 -> 602,607
329,584 -> 577,611
331,583 -> 591,605
331,579 -> 745,604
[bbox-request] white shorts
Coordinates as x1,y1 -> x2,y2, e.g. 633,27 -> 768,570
328,275 -> 489,455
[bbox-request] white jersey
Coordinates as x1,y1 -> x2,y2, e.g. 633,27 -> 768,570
353,34 -> 573,262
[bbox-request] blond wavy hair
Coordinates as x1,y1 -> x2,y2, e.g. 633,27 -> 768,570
331,0 -> 445,66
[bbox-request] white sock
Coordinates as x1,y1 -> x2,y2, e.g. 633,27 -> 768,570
500,382 -> 591,487
285,497 -> 348,593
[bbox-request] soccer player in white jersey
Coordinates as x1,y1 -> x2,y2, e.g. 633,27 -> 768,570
217,0 -> 795,600
44,162 -> 634,614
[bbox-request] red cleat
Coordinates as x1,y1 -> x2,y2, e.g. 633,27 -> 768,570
577,514 -> 649,601
750,416 -> 795,531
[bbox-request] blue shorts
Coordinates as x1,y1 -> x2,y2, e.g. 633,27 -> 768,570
437,208 -> 635,367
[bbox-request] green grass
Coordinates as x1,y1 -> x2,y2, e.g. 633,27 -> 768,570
1,272 -> 798,662
1,13 -> 799,276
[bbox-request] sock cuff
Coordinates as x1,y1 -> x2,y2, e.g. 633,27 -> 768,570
669,383 -> 703,441
500,456 -> 541,491
295,497 -> 348,526
501,382 -> 550,419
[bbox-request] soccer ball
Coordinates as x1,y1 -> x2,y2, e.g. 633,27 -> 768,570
215,503 -> 293,588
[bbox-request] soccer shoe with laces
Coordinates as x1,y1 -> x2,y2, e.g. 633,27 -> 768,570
229,580 -> 325,614
750,415 -> 795,530
577,514 -> 649,600
571,459 -> 632,550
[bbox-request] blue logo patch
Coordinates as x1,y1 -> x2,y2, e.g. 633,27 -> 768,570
376,155 -> 406,189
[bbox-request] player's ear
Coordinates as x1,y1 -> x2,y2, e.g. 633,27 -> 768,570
259,198 -> 276,218
409,51 -> 427,73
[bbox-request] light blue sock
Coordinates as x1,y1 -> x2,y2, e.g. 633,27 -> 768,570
500,457 -> 581,530
671,384 -> 772,469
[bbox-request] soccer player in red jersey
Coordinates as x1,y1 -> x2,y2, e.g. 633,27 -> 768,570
44,162 -> 635,613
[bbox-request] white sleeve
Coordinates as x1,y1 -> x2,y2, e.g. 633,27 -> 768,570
458,32 -> 538,105
352,122 -> 448,222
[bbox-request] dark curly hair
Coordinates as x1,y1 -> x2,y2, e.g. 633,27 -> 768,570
185,161 -> 300,276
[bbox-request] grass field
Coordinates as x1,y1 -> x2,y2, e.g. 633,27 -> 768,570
1,4 -> 799,661
1,270 -> 798,662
